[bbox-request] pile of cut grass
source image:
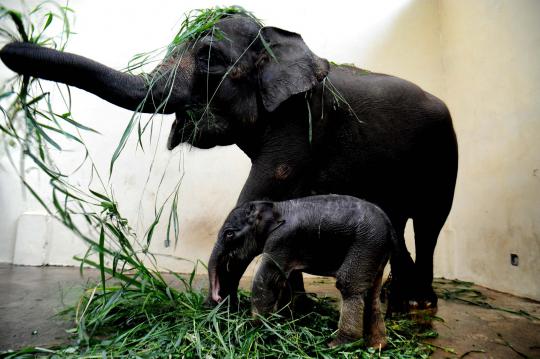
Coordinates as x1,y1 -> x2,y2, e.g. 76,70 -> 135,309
3,277 -> 437,358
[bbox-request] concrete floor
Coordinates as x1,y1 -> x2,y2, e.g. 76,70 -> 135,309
1,264 -> 539,357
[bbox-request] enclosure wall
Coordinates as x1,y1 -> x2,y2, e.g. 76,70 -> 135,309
436,0 -> 540,299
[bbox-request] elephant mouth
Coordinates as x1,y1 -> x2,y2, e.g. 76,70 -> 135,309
167,105 -> 229,150
167,112 -> 186,151
167,109 -> 197,150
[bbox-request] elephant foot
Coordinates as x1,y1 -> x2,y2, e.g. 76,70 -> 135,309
328,333 -> 385,349
366,334 -> 387,351
407,286 -> 438,325
385,284 -> 411,316
328,332 -> 359,348
203,296 -> 218,309
385,277 -> 438,318
410,285 -> 438,309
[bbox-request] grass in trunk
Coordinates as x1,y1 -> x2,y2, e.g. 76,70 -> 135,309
1,3 -> 439,358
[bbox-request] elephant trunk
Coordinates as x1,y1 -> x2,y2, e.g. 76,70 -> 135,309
207,250 -> 223,304
206,244 -> 250,307
0,42 -> 183,114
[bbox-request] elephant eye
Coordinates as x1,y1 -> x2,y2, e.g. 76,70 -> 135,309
224,230 -> 235,240
198,45 -> 228,74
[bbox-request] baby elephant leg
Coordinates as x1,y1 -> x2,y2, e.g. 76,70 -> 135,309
363,270 -> 387,349
329,291 -> 366,348
251,256 -> 288,317
330,250 -> 389,348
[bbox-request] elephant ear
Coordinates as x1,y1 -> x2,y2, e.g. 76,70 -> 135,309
248,202 -> 282,236
248,202 -> 273,223
258,27 -> 329,112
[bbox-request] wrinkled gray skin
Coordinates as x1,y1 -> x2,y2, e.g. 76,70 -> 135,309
212,195 -> 395,348
0,13 -> 458,313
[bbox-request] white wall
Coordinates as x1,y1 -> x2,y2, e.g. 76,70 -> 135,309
438,0 -> 540,300
1,1 -> 538,300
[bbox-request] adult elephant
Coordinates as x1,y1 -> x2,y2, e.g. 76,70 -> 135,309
0,10 -> 458,313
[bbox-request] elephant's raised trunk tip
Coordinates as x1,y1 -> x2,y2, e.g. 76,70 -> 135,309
0,41 -> 181,114
0,41 -> 31,73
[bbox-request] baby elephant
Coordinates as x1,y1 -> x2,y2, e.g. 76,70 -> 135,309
211,195 -> 398,348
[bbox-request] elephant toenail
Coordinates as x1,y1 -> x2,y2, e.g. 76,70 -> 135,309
409,300 -> 419,309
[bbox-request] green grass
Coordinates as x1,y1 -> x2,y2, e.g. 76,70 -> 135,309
2,277 -> 437,358
8,276 -> 537,357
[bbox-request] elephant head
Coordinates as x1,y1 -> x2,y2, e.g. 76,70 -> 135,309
0,10 -> 329,150
207,201 -> 282,306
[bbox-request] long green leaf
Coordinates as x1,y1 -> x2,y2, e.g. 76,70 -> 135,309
110,114 -> 137,174
99,225 -> 106,296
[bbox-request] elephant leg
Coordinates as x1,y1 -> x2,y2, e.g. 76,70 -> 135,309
330,249 -> 384,348
329,292 -> 365,348
385,215 -> 416,315
251,256 -> 288,317
410,130 -> 457,313
363,269 -> 387,349
256,270 -> 312,315
288,271 -> 315,313
411,213 -> 447,312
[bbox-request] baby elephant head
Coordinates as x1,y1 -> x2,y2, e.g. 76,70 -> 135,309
206,201 -> 282,306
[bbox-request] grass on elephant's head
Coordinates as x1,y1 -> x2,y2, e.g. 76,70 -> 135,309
126,5 -> 260,73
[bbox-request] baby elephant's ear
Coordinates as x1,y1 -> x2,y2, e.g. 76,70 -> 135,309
250,201 -> 273,217
257,27 -> 329,112
246,202 -> 271,220
257,201 -> 274,215
250,202 -> 274,227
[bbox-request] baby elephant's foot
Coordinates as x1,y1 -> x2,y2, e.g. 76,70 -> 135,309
328,332 -> 360,348
329,332 -> 387,350
366,316 -> 387,349
366,333 -> 387,350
